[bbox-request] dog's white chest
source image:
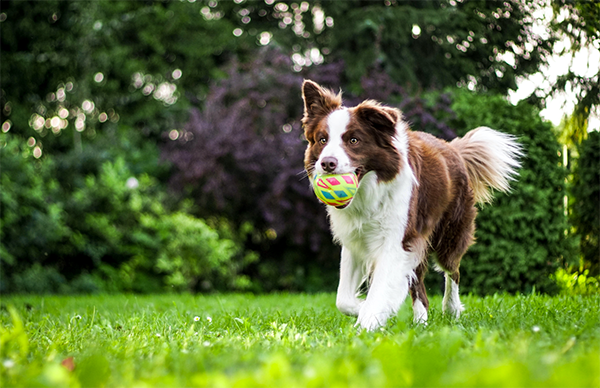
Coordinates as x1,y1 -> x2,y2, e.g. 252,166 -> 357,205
327,170 -> 414,263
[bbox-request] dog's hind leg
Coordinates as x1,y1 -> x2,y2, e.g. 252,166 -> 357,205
442,271 -> 464,318
410,261 -> 429,324
434,206 -> 476,319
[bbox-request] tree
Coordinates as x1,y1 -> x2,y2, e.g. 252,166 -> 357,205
549,1 -> 599,147
315,0 -> 553,94
544,2 -> 599,281
1,0 -> 557,160
569,131 -> 600,276
0,1 -> 248,157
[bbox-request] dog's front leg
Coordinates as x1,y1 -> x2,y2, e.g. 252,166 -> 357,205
335,246 -> 365,317
356,249 -> 412,331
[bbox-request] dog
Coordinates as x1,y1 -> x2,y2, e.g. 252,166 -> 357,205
301,80 -> 522,331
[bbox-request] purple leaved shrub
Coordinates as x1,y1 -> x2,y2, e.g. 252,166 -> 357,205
162,47 -> 457,290
163,49 -> 330,251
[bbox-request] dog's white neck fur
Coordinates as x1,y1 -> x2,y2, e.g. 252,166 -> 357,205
326,116 -> 419,331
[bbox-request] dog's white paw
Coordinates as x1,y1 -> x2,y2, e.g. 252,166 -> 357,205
336,298 -> 364,317
412,300 -> 428,325
355,305 -> 389,332
442,299 -> 465,319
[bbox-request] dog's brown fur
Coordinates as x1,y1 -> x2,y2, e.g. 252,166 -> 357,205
402,131 -> 477,310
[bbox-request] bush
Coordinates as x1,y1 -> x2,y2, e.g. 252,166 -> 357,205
65,158 -> 255,293
10,264 -> 68,294
569,130 -> 600,275
0,132 -> 70,290
448,90 -> 572,294
152,213 -> 257,292
1,131 -> 253,293
553,267 -> 600,296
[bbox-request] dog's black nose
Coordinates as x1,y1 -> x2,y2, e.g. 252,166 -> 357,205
321,157 -> 338,173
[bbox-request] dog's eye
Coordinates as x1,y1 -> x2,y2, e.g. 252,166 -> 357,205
319,138 -> 327,145
349,138 -> 359,145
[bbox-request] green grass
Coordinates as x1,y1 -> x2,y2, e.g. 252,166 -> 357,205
1,293 -> 599,387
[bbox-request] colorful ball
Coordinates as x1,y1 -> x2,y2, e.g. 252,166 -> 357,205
312,173 -> 359,207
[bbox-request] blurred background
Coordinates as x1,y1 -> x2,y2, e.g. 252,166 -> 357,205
1,0 -> 598,295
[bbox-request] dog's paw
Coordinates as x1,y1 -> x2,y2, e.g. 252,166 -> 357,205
412,300 -> 428,325
355,305 -> 389,332
336,298 -> 364,317
442,300 -> 465,319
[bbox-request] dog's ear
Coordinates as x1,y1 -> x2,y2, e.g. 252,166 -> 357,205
353,100 -> 398,137
380,106 -> 402,125
302,80 -> 342,126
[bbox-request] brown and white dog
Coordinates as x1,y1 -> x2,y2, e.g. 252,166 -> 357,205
301,80 -> 522,331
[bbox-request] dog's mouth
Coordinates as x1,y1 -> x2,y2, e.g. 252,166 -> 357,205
334,167 -> 364,210
355,167 -> 365,182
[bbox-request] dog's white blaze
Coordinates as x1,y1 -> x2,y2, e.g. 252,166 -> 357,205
315,109 -> 353,175
442,273 -> 464,318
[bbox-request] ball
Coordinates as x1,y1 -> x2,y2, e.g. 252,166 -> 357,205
312,172 -> 359,208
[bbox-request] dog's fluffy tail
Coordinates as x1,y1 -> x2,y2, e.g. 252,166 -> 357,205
451,127 -> 523,204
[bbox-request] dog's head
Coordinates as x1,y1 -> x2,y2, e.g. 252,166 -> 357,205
302,80 -> 403,183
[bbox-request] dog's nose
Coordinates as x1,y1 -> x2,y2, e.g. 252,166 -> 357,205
321,157 -> 338,173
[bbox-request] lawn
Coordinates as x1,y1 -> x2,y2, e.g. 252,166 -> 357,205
1,293 -> 598,387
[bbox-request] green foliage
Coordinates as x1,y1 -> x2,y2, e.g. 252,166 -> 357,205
0,1 -> 246,145
0,0 -> 588,294
449,90 -> 572,294
0,306 -> 29,372
10,265 -> 69,295
553,268 -> 599,296
0,132 -> 69,270
1,131 -> 253,293
152,213 -> 257,292
65,157 -> 253,293
320,0 -> 553,94
0,0 -> 286,294
0,0 -> 560,158
549,1 -> 599,143
569,131 -> 600,275
1,293 -> 599,387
